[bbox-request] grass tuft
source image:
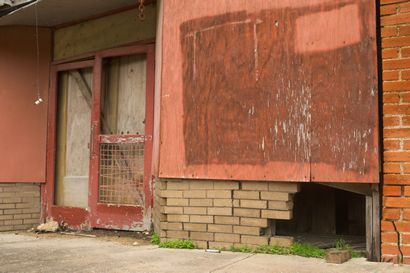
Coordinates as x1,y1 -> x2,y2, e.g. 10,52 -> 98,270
335,238 -> 363,258
150,232 -> 161,245
229,245 -> 254,253
289,242 -> 326,258
228,243 -> 326,258
159,239 -> 195,249
149,234 -> 363,259
150,232 -> 195,249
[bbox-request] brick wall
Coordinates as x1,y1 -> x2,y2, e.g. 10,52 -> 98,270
154,180 -> 299,249
0,183 -> 41,231
381,0 -> 410,264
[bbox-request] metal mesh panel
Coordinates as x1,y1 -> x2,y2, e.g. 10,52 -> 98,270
99,142 -> 144,205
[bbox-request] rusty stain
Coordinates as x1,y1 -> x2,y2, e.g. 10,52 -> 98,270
100,134 -> 148,144
179,1 -> 378,182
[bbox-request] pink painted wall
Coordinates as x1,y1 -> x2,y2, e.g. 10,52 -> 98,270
0,26 -> 52,183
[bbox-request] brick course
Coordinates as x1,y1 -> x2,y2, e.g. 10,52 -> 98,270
155,180 -> 298,249
381,0 -> 410,264
0,183 -> 41,231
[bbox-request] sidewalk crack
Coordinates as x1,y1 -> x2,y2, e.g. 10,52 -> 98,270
209,253 -> 256,273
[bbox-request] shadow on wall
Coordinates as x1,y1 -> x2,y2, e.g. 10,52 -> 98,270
180,1 -> 377,180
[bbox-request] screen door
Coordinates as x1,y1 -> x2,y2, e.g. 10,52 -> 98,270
89,45 -> 154,231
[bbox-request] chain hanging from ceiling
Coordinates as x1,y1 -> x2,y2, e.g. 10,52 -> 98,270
138,0 -> 145,21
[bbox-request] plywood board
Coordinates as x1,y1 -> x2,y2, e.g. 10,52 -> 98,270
55,69 -> 92,207
65,69 -> 92,177
54,6 -> 156,61
159,0 -> 379,183
116,55 -> 147,135
102,55 -> 147,135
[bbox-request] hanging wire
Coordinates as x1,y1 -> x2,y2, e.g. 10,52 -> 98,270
34,2 -> 43,105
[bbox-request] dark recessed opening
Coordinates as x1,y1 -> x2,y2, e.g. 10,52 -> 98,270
276,183 -> 366,252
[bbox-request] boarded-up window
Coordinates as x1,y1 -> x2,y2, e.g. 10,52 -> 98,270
159,0 -> 379,183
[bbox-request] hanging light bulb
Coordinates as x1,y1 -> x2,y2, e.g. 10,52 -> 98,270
34,96 -> 43,105
34,2 -> 43,106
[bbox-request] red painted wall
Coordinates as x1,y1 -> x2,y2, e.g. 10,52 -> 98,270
0,26 -> 52,183
159,0 -> 379,183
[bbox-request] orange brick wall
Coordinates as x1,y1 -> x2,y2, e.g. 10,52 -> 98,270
381,0 -> 410,264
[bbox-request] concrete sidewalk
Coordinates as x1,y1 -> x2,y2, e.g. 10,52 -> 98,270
0,233 -> 409,273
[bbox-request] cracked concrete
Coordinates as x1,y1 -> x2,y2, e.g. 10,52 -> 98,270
0,233 -> 409,273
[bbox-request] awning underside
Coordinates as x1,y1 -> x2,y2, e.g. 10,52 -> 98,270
0,0 -> 140,27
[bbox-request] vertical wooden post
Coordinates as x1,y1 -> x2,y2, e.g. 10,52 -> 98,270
366,184 -> 380,261
152,0 -> 163,178
266,219 -> 276,236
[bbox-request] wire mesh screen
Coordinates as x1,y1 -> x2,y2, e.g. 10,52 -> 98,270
99,141 -> 144,206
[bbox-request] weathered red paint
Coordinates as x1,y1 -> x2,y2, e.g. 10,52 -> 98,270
159,0 -> 379,183
50,206 -> 90,230
92,204 -> 145,230
0,26 -> 52,183
100,135 -> 147,144
44,45 -> 154,230
89,44 -> 155,231
44,60 -> 95,224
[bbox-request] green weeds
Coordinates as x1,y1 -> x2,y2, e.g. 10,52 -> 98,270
228,242 -> 325,258
150,232 -> 161,245
150,232 -> 362,259
150,233 -> 195,249
335,238 -> 363,258
159,239 -> 195,249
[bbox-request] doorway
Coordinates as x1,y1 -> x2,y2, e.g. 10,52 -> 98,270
45,44 -> 155,231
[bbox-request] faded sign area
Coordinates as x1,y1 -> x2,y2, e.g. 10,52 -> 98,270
160,0 -> 379,183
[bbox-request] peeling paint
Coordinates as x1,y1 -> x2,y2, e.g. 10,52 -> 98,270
173,1 -> 378,182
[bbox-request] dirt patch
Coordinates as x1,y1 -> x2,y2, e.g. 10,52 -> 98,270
12,229 -> 153,246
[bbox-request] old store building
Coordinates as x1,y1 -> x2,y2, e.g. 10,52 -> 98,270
0,0 -> 409,264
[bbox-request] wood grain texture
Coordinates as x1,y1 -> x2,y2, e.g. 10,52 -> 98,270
159,0 -> 379,183
55,69 -> 92,208
53,6 -> 157,61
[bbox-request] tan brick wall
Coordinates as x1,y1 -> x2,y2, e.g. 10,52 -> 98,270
154,180 -> 299,249
0,183 -> 41,231
153,179 -> 166,236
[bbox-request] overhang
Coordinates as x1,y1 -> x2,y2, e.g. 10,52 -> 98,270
0,0 -> 34,17
0,0 -> 148,27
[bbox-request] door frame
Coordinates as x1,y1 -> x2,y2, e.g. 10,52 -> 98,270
89,44 -> 155,230
43,43 -> 155,230
44,59 -> 95,229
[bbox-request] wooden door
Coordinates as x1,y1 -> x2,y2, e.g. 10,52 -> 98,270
45,60 -> 95,228
89,45 -> 155,231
